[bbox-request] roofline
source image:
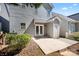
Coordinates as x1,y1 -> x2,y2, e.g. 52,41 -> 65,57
48,3 -> 54,9
68,13 -> 79,17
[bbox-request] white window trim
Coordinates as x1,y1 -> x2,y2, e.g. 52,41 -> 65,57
35,24 -> 44,36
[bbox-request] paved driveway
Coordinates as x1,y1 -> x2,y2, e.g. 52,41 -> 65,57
32,38 -> 78,54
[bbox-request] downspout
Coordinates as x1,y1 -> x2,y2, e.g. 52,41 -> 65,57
4,3 -> 10,32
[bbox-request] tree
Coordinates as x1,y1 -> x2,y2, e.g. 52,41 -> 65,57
8,3 -> 42,9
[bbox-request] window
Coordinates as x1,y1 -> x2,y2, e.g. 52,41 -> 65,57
36,26 -> 39,34
40,26 -> 43,34
21,23 -> 26,29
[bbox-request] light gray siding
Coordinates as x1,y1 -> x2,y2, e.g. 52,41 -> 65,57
25,20 -> 35,36
47,22 -> 53,37
75,23 -> 79,32
44,24 -> 47,36
60,18 -> 68,37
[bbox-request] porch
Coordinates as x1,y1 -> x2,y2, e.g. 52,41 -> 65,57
33,37 -> 78,55
34,17 -> 60,38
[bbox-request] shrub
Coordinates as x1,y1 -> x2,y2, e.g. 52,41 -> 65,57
6,33 -> 17,45
67,32 -> 79,41
1,33 -> 31,55
6,33 -> 31,45
16,34 -> 31,47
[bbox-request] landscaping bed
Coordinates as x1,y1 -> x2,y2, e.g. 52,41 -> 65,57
0,33 -> 31,56
67,32 -> 79,41
16,39 -> 62,56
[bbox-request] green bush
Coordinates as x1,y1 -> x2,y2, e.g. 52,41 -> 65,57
6,33 -> 31,45
16,34 -> 31,47
6,33 -> 17,45
67,32 -> 79,41
6,33 -> 31,47
3,33 -> 31,55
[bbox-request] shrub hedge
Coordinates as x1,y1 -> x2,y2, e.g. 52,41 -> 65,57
2,33 -> 31,55
6,33 -> 31,45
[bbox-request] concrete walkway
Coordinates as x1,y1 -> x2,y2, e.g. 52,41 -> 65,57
32,37 -> 78,55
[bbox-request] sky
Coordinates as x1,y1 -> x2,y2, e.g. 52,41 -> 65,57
51,3 -> 79,16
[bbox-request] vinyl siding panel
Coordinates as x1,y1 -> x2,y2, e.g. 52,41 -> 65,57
25,20 -> 35,36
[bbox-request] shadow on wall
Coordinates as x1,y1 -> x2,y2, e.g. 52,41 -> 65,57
0,16 -> 9,33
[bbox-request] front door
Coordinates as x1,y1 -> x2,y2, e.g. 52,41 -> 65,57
53,19 -> 60,38
35,24 -> 44,36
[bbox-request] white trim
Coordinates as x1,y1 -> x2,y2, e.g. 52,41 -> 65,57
35,24 -> 44,36
48,16 -> 61,23
53,17 -> 61,22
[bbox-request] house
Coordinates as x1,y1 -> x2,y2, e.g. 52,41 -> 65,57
68,13 -> 79,32
0,3 -> 79,39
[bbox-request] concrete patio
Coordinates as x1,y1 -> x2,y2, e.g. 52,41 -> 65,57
32,37 -> 78,55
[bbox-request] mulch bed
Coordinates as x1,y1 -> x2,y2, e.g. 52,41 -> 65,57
16,39 -> 62,56
16,39 -> 44,56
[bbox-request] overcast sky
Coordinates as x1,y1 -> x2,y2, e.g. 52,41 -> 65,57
51,3 -> 79,16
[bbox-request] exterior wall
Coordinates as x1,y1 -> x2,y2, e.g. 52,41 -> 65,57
1,4 -> 9,21
60,19 -> 75,37
37,5 -> 49,20
0,22 -> 1,31
0,3 -> 52,34
9,16 -> 33,34
25,20 -> 35,36
47,22 -> 53,37
75,23 -> 79,32
7,4 -> 50,34
0,16 -> 9,32
68,22 -> 75,33
7,4 -> 36,17
60,18 -> 68,37
44,24 -> 47,36
7,4 -> 35,34
52,13 -> 77,37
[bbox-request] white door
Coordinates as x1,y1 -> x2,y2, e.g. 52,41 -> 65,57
53,19 -> 60,38
35,24 -> 44,36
